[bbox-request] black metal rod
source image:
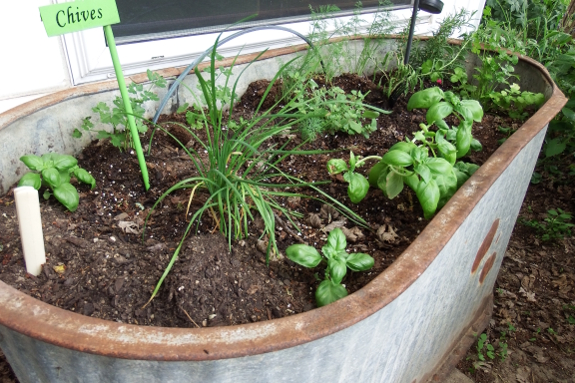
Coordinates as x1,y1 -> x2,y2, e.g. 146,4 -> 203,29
404,0 -> 420,65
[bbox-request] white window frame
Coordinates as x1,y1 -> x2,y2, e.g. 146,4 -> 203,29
59,0 -> 444,85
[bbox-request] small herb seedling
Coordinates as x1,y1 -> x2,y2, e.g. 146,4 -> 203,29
450,66 -> 477,99
74,70 -> 166,151
488,83 -> 545,120
291,79 -> 385,140
476,333 -> 495,361
286,228 -> 374,307
18,153 -> 96,212
498,341 -> 508,361
521,208 -> 574,242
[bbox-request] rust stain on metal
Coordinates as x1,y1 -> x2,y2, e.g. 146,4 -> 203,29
471,219 -> 499,274
479,253 -> 497,284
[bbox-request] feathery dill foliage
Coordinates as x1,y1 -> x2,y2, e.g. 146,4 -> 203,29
307,1 -> 397,79
408,8 -> 477,68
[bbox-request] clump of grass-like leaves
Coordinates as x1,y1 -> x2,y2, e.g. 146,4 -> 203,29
144,35 -> 365,303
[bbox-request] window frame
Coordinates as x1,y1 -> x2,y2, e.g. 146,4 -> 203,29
59,0 -> 443,85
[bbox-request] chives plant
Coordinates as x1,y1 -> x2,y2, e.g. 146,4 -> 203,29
145,35 -> 369,303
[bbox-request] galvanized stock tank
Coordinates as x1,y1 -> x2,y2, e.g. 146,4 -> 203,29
0,38 -> 567,382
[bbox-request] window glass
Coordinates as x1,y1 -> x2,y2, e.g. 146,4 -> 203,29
112,0 -> 411,43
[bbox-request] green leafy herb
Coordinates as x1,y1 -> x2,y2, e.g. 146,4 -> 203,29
18,153 -> 95,212
286,228 -> 374,307
521,208 -> 574,242
74,70 -> 166,151
328,87 -> 483,219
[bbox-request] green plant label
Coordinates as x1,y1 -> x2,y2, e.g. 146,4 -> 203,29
39,0 -> 120,37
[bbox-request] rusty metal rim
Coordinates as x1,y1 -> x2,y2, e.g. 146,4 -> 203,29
0,37 -> 567,362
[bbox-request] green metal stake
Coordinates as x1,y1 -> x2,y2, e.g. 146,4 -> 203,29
103,25 -> 150,191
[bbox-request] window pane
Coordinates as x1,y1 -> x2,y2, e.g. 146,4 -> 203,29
112,0 -> 411,43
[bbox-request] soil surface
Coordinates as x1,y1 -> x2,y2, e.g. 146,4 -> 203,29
0,73 -> 571,382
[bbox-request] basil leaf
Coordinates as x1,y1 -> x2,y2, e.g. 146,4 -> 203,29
53,183 -> 80,212
404,174 -> 420,191
460,99 -> 484,122
328,257 -> 347,285
382,150 -> 413,167
407,87 -> 445,111
41,153 -> 57,163
60,170 -> 71,185
286,244 -> 322,268
426,157 -> 453,175
18,173 -> 42,190
74,168 -> 96,189
436,135 -> 457,165
452,167 -> 467,189
388,141 -> 416,153
42,167 -> 62,189
52,155 -> 78,172
346,172 -> 370,204
385,170 -> 404,199
470,138 -> 483,152
315,279 -> 348,307
346,253 -> 374,271
415,163 -> 431,183
325,228 -> 347,253
416,179 -> 440,219
454,162 -> 480,188
412,146 -> 429,163
413,131 -> 426,143
349,152 -> 357,171
426,102 -> 453,125
454,104 -> 472,122
368,161 -> 388,187
436,170 -> 458,209
20,155 -> 45,171
456,126 -> 472,158
435,119 -> 450,131
327,159 -> 348,175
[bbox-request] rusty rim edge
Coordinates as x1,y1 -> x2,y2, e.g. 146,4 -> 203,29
0,38 -> 567,362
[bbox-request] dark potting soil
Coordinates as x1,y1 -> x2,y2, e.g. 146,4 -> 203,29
0,74 -> 516,330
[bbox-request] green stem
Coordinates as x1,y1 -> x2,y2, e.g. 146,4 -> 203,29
103,25 -> 150,191
437,38 -> 472,72
355,155 -> 382,168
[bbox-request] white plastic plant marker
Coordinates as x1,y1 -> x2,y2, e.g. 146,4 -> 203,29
14,186 -> 46,276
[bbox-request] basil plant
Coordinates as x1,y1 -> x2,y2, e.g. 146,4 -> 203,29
18,153 -> 96,212
406,86 -> 484,159
286,228 -> 374,307
327,87 -> 483,219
